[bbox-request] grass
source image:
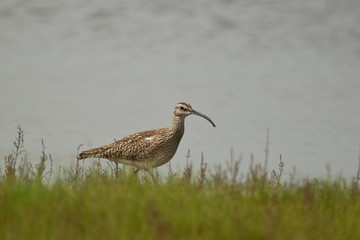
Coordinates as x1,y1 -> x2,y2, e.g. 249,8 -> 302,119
1,125 -> 360,240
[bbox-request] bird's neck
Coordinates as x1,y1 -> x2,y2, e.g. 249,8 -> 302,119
170,115 -> 185,136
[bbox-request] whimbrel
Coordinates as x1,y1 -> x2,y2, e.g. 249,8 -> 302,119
78,102 -> 215,172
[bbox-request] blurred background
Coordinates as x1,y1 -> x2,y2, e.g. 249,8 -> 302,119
1,0 -> 359,179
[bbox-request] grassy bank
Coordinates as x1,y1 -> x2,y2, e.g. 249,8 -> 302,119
1,126 -> 360,240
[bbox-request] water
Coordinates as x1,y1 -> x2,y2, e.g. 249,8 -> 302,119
1,0 -> 360,179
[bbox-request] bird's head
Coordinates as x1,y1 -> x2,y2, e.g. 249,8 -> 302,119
174,102 -> 216,127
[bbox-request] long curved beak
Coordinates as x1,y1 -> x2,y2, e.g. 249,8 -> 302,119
191,109 -> 216,127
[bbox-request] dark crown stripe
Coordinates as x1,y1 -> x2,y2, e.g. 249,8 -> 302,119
177,102 -> 192,108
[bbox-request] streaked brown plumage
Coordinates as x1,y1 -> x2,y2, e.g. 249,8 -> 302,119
78,102 -> 215,172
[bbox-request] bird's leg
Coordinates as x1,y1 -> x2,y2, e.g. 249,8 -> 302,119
114,161 -> 119,182
146,167 -> 158,183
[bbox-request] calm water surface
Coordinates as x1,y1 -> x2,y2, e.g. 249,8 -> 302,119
1,0 -> 360,179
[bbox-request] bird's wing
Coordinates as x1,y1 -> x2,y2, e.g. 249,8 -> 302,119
106,128 -> 167,161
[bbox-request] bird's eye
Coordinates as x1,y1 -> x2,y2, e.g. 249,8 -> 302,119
180,106 -> 185,110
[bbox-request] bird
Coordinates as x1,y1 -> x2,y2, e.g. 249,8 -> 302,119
77,102 -> 215,174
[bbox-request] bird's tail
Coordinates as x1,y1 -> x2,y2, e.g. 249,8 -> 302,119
77,146 -> 110,160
